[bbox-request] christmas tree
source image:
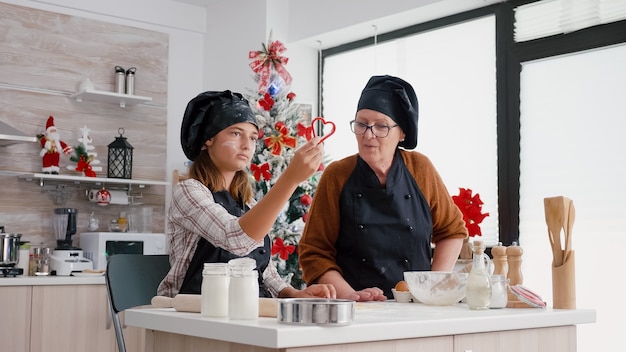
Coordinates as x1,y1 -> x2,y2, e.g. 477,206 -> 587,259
246,35 -> 324,289
68,125 -> 102,177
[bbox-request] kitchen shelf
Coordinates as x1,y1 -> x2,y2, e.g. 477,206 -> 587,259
69,89 -> 152,108
18,173 -> 167,188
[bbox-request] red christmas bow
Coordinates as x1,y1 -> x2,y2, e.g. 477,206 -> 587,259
297,122 -> 314,141
264,122 -> 297,156
271,237 -> 295,261
258,92 -> 274,111
250,162 -> 271,182
249,40 -> 292,92
75,155 -> 96,177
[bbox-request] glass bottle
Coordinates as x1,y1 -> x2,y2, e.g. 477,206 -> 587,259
466,240 -> 492,310
201,263 -> 230,317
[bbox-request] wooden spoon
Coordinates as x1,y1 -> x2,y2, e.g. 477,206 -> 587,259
563,200 -> 575,263
544,197 -> 565,267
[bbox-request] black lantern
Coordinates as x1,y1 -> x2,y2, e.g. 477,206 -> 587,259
107,128 -> 134,179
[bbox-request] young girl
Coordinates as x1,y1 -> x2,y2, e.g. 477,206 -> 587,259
158,90 -> 335,299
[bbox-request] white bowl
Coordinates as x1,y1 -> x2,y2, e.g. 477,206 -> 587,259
391,288 -> 414,303
404,271 -> 468,306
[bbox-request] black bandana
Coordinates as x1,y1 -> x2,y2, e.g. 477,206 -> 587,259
181,90 -> 258,160
357,75 -> 419,149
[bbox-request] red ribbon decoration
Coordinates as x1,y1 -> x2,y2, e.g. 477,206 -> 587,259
258,92 -> 274,111
75,155 -> 96,177
271,237 -> 295,261
250,162 -> 271,181
249,40 -> 292,92
264,122 -> 297,156
296,122 -> 314,141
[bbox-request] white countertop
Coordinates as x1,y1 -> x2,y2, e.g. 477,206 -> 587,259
0,275 -> 104,286
125,302 -> 596,349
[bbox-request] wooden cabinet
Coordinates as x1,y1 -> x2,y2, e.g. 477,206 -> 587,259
453,326 -> 576,352
4,284 -> 144,352
0,286 -> 32,351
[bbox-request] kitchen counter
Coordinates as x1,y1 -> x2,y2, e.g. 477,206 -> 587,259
0,275 -> 104,286
125,302 -> 596,351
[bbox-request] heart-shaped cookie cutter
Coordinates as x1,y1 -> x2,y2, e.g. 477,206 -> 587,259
311,117 -> 336,144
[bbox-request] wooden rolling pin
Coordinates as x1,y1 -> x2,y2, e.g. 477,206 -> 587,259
151,294 -> 278,317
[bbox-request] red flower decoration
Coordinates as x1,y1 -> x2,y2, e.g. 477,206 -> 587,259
271,237 -> 295,260
300,193 -> 312,206
250,162 -> 271,182
452,188 -> 490,237
286,92 -> 296,101
264,121 -> 297,156
258,92 -> 274,111
296,122 -> 314,141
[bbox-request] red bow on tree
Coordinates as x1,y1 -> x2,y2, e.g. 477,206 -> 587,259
271,237 -> 296,261
264,122 -> 297,156
452,188 -> 490,237
296,122 -> 315,141
249,40 -> 292,92
258,92 -> 274,111
250,162 -> 271,182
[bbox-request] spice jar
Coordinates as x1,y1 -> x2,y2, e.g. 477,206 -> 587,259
489,274 -> 509,309
228,258 -> 258,320
201,263 -> 230,318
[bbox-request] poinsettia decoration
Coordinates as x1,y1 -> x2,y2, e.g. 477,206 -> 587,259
452,188 -> 490,237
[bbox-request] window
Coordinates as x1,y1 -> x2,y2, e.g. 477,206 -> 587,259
322,16 -> 499,245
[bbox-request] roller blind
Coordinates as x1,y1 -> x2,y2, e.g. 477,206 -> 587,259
514,0 -> 626,42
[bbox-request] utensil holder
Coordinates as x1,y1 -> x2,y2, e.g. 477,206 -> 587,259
552,250 -> 576,309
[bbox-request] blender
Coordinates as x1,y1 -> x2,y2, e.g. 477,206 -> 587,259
49,208 -> 93,275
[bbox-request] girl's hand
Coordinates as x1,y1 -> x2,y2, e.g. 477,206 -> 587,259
283,137 -> 324,183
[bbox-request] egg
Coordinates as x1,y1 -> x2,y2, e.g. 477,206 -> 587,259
395,280 -> 409,292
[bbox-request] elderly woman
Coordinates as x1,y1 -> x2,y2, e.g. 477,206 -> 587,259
298,75 -> 468,302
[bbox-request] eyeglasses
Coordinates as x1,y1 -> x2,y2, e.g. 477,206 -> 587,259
350,120 -> 399,138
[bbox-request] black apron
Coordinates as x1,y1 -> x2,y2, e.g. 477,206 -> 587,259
336,150 -> 433,298
179,190 -> 272,297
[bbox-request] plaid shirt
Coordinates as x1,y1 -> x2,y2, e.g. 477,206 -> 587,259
157,178 -> 288,297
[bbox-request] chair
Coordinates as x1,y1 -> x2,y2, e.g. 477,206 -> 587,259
105,254 -> 170,352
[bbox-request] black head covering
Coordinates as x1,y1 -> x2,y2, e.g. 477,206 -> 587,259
181,90 -> 258,161
356,75 -> 419,149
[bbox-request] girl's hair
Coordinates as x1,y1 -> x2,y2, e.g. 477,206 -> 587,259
188,149 -> 254,204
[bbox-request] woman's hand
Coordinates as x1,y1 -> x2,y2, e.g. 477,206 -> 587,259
279,283 -> 337,299
339,287 -> 387,302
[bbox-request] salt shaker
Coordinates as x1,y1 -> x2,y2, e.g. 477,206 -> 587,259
228,258 -> 259,320
201,263 -> 230,317
466,240 -> 492,310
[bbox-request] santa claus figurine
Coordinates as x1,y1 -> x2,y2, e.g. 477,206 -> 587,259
38,116 -> 73,174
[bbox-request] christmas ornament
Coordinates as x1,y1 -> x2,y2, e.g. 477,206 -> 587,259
37,116 -> 73,175
68,125 -> 102,177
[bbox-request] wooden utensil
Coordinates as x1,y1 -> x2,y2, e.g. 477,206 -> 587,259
544,197 -> 565,267
563,200 -> 575,263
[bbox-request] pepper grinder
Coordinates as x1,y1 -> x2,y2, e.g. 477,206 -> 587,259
506,242 -> 531,308
491,242 -> 508,276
